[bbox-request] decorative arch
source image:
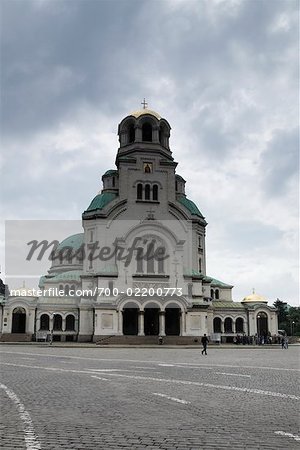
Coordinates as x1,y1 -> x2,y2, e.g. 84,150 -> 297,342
40,313 -> 50,331
12,307 -> 26,333
142,122 -> 153,142
53,314 -> 63,331
65,314 -> 75,331
235,317 -> 244,333
224,317 -> 233,333
213,317 -> 222,333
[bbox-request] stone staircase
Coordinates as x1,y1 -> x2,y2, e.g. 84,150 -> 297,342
0,333 -> 33,342
95,335 -> 200,345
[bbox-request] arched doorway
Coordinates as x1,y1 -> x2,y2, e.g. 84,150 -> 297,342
123,308 -> 138,335
165,306 -> 180,336
12,307 -> 26,333
40,314 -> 49,331
257,312 -> 268,337
53,314 -> 62,331
236,317 -> 244,333
224,317 -> 233,333
213,317 -> 222,333
144,307 -> 159,335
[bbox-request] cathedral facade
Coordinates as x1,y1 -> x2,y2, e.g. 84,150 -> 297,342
0,108 -> 278,343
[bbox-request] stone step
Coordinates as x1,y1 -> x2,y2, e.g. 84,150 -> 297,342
0,333 -> 33,342
95,335 -> 200,345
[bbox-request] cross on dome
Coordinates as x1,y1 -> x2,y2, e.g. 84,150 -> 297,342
141,98 -> 148,109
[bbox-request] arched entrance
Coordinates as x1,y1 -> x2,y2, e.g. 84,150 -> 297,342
213,317 -> 222,333
12,307 -> 26,333
257,312 -> 268,336
236,317 -> 244,333
123,308 -> 138,335
165,306 -> 180,336
224,317 -> 233,333
144,307 -> 159,335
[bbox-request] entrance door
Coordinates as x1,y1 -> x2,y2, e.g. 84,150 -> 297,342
123,308 -> 138,335
165,308 -> 180,335
144,308 -> 159,335
257,312 -> 268,336
12,307 -> 26,333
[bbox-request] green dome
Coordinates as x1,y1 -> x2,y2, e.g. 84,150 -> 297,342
86,192 -> 118,212
56,233 -> 84,251
178,196 -> 204,218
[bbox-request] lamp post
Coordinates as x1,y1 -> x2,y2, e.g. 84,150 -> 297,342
257,315 -> 261,344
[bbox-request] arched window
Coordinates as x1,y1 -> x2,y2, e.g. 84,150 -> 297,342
210,289 -> 214,299
136,247 -> 144,273
224,317 -> 233,333
199,258 -> 202,273
153,184 -> 158,201
215,289 -> 219,299
40,314 -> 49,330
236,317 -> 244,333
142,123 -> 152,141
53,314 -> 62,331
59,284 -> 63,292
157,247 -> 164,273
66,315 -> 75,331
70,284 -> 75,293
65,285 -> 69,295
128,124 -> 135,143
147,242 -> 155,273
213,317 -> 222,333
145,184 -> 151,200
137,183 -> 143,200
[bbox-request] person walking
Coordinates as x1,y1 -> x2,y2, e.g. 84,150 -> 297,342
201,334 -> 209,355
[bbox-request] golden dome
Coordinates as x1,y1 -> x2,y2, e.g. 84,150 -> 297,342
129,109 -> 161,120
242,293 -> 268,303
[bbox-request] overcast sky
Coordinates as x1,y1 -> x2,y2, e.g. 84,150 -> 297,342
1,0 -> 299,305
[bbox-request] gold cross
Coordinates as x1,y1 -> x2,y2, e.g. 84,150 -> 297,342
141,98 -> 148,109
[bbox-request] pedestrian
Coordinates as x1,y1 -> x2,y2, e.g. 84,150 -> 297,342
284,336 -> 289,349
281,336 -> 285,349
201,334 -> 209,355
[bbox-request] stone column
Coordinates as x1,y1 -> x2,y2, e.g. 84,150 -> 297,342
62,317 -> 66,332
179,311 -> 183,336
118,310 -> 123,335
135,126 -> 142,141
233,320 -> 236,333
138,311 -> 145,336
159,311 -> 166,336
221,320 -> 224,333
49,316 -> 54,332
153,126 -> 159,143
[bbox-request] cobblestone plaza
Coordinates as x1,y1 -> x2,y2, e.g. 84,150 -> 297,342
0,345 -> 299,449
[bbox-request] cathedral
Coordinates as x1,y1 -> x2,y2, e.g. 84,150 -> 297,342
0,107 -> 278,343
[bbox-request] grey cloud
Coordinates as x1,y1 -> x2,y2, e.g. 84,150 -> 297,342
261,128 -> 299,196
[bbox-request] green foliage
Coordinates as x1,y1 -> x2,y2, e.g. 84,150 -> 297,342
273,299 -> 300,335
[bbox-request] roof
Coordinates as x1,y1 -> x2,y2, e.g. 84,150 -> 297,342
212,301 -> 245,309
86,192 -> 118,212
242,293 -> 268,303
177,196 -> 204,218
175,174 -> 186,182
56,233 -> 84,251
49,270 -> 82,282
103,169 -> 118,177
210,277 -> 234,288
129,109 -> 161,120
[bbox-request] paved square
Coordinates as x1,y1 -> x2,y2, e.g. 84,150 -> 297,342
0,345 -> 299,449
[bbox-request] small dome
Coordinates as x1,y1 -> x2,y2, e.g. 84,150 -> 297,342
242,293 -> 268,303
129,109 -> 161,120
56,233 -> 84,251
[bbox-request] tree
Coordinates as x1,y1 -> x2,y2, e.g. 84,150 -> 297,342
273,299 -> 288,325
